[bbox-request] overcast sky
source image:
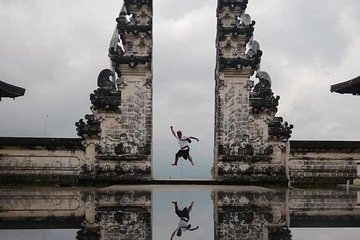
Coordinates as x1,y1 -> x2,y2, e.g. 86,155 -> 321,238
1,0 -> 360,179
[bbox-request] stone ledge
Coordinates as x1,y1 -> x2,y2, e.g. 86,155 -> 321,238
220,155 -> 272,162
0,137 -> 83,150
290,140 -> 360,152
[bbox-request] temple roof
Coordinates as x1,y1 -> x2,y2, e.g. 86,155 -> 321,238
0,80 -> 26,100
330,75 -> 360,95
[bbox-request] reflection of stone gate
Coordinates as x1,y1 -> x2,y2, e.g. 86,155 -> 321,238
213,187 -> 289,240
213,187 -> 360,240
3,186 -> 360,240
0,187 -> 152,240
213,0 -> 293,182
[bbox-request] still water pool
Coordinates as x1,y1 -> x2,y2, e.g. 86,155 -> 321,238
0,185 -> 359,239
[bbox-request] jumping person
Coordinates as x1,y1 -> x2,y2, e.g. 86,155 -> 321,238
170,126 -> 199,166
170,201 -> 199,239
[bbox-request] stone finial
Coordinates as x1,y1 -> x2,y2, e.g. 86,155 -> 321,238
97,69 -> 115,90
238,13 -> 252,27
109,27 -> 124,57
117,4 -> 129,28
246,40 -> 260,58
120,4 -> 127,16
256,71 -> 272,86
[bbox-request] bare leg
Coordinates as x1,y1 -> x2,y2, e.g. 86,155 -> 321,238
188,155 -> 194,166
172,201 -> 179,212
187,201 -> 194,213
172,156 -> 179,166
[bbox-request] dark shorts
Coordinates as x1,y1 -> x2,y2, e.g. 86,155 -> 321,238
176,147 -> 190,160
176,207 -> 190,220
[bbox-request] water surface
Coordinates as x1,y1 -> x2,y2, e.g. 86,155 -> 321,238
1,185 -> 359,239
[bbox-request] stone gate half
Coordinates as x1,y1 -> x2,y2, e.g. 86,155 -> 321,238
76,0 -> 153,181
213,0 -> 293,182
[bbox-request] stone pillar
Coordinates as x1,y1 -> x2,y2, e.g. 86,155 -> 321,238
214,0 -> 293,183
76,0 -> 153,181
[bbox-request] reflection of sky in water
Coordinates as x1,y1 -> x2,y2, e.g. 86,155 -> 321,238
0,229 -> 77,240
292,228 -> 359,240
1,186 -> 360,239
153,186 -> 213,240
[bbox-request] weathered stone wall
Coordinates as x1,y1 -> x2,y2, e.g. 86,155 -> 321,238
289,141 -> 360,186
213,0 -> 292,183
0,186 -> 152,240
0,137 -> 85,184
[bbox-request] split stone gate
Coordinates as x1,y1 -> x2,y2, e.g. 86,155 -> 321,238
72,0 -> 293,182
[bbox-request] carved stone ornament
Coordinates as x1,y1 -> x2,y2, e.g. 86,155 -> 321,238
218,20 -> 255,38
124,0 -> 152,9
133,33 -> 151,55
97,69 -> 116,90
116,5 -> 129,30
76,226 -> 100,240
246,40 -> 260,59
268,117 -> 294,142
110,54 -> 151,68
268,224 -> 293,240
144,77 -> 152,88
116,77 -> 128,89
89,69 -> 121,112
218,0 -> 249,11
237,13 -> 252,27
75,114 -> 101,139
250,71 -> 280,114
219,51 -> 262,70
133,7 -> 151,25
116,3 -> 152,35
218,8 -> 237,27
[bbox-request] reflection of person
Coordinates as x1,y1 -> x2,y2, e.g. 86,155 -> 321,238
170,126 -> 199,166
170,201 -> 199,239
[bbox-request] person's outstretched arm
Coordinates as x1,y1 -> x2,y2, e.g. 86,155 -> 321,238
170,126 -> 177,139
189,136 -> 199,141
